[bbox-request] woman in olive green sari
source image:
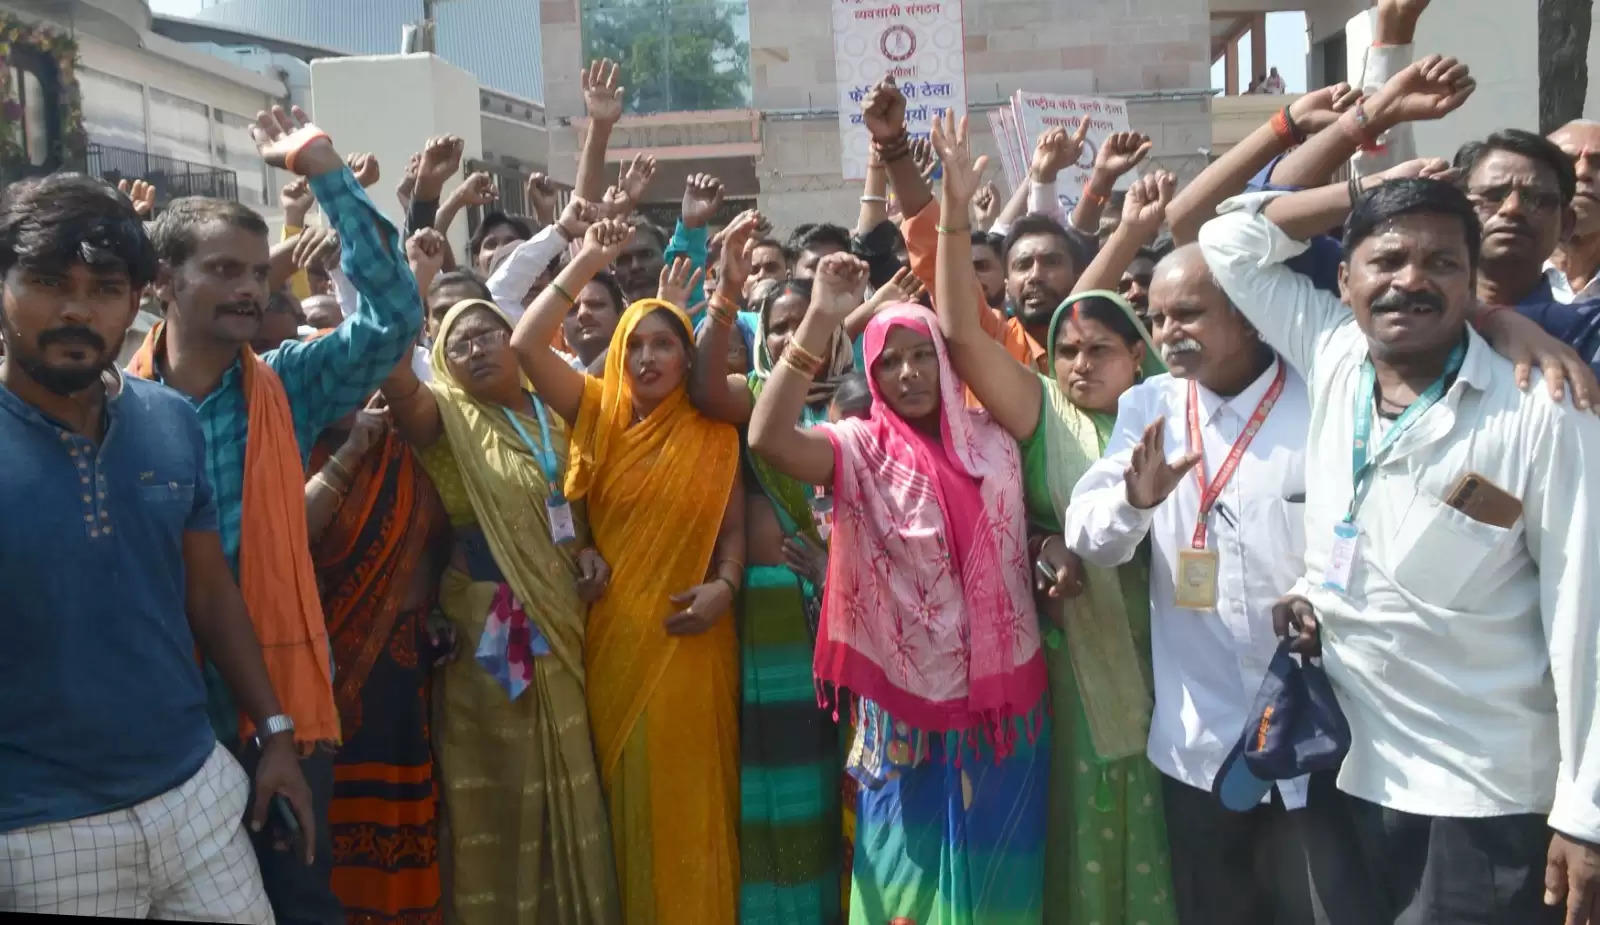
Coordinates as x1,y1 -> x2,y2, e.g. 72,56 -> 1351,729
927,113 -> 1177,925
380,299 -> 620,924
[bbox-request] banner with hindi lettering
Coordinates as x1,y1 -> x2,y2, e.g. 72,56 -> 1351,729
832,0 -> 968,181
1010,92 -> 1136,209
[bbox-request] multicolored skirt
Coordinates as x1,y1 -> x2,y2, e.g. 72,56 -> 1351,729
740,564 -> 842,924
847,724 -> 1048,925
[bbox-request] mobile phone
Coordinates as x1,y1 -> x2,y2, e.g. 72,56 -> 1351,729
270,794 -> 302,843
1035,559 -> 1057,586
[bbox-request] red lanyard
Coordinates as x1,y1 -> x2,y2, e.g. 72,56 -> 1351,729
1185,363 -> 1287,548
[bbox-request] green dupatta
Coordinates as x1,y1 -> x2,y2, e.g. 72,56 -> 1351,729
1037,289 -> 1168,761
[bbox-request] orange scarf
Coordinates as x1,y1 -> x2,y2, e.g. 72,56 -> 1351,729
128,323 -> 339,748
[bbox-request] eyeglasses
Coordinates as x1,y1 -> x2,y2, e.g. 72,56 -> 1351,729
1467,183 -> 1563,214
444,327 -> 509,360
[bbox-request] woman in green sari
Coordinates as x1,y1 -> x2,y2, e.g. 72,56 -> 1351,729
380,299 -> 621,924
928,113 -> 1177,925
688,217 -> 860,925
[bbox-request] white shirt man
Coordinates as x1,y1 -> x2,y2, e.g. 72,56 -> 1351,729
1200,188 -> 1600,922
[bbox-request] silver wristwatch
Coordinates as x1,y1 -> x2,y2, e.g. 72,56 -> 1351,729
253,713 -> 295,748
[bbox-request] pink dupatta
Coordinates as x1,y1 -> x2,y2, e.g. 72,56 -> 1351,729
816,304 -> 1045,757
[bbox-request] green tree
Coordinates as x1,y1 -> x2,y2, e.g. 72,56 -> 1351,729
584,0 -> 751,114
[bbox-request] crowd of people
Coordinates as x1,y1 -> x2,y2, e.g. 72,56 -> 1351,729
7,1 -> 1600,923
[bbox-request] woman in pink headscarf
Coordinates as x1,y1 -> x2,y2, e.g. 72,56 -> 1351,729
748,251 -> 1049,925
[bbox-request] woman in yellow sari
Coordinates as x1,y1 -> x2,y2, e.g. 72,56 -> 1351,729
509,217 -> 745,925
379,298 -> 620,924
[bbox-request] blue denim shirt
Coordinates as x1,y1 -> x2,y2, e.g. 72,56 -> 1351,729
0,373 -> 217,833
1513,277 -> 1600,378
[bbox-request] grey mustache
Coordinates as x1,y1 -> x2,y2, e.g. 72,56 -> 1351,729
1161,337 -> 1202,360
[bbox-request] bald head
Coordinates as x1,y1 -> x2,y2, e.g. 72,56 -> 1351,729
1146,243 -> 1263,389
1551,120 -> 1600,235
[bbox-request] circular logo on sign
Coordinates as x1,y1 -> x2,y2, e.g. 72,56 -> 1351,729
881,24 -> 916,62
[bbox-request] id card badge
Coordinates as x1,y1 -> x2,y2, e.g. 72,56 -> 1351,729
1174,547 -> 1220,610
1322,521 -> 1359,594
546,492 -> 577,545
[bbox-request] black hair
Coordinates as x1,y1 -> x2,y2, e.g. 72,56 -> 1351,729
0,173 -> 157,285
751,236 -> 793,266
148,196 -> 267,269
1131,244 -> 1166,265
830,372 -> 873,418
793,222 -> 852,256
1060,295 -> 1145,348
1342,178 -> 1482,270
628,217 -> 669,252
467,211 -> 534,262
264,289 -> 305,322
586,268 -> 628,313
749,277 -> 814,327
1001,213 -> 1084,273
1454,129 -> 1577,206
971,230 -> 1005,257
427,270 -> 493,319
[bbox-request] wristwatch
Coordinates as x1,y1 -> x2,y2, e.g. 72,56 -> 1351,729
253,713 -> 295,749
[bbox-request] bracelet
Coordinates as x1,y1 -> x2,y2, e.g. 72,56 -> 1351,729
714,575 -> 740,597
324,455 -> 354,483
715,558 -> 745,584
549,281 -> 575,305
310,472 -> 348,496
1080,186 -> 1110,207
781,344 -> 825,378
1342,102 -> 1383,153
935,223 -> 971,235
860,195 -> 888,204
1270,108 -> 1297,148
282,128 -> 331,175
708,293 -> 740,325
1281,105 -> 1306,145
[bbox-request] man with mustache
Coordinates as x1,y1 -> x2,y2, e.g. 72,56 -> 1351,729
0,174 -> 313,920
1546,120 -> 1600,305
1002,214 -> 1084,355
1063,242 -> 1343,923
1452,130 -> 1600,373
129,106 -> 422,925
1199,52 -> 1600,923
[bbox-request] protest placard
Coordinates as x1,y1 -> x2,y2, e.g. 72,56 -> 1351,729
1009,91 -> 1136,209
832,0 -> 968,180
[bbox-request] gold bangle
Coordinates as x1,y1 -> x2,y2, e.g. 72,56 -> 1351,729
310,472 -> 348,496
787,340 -> 825,369
781,346 -> 824,378
549,281 -> 575,305
708,294 -> 739,325
324,455 -> 354,483
936,223 -> 971,235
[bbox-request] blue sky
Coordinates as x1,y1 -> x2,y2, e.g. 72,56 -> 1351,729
1211,11 -> 1310,93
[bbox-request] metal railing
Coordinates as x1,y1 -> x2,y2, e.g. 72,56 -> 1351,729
86,142 -> 240,203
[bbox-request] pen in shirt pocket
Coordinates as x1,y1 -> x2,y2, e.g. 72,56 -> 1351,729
1214,501 -> 1239,529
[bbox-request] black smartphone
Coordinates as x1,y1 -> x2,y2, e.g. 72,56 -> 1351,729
270,794 -> 302,844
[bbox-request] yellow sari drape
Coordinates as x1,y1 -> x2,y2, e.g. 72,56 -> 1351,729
422,300 -> 620,924
565,299 -> 742,925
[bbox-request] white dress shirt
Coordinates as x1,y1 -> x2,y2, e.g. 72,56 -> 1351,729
487,223 -> 571,322
1063,363 -> 1312,807
1199,194 -> 1600,842
1546,262 -> 1600,305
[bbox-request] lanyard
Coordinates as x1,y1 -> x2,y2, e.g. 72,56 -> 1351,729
1346,339 -> 1465,522
1185,362 -> 1287,548
503,394 -> 561,489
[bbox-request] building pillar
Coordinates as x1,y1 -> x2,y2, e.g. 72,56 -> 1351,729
1251,13 -> 1268,87
1225,39 -> 1239,95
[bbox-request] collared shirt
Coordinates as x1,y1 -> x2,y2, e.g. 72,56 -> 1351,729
149,167 -> 420,743
0,372 -> 217,832
1512,274 -> 1600,378
1545,261 -> 1600,306
153,166 -> 420,573
1063,361 -> 1312,807
1200,194 -> 1600,842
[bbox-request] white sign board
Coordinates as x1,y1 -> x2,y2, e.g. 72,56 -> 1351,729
832,0 -> 969,181
1011,92 -> 1135,209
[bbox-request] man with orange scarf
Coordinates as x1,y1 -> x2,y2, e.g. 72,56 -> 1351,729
127,106 -> 423,925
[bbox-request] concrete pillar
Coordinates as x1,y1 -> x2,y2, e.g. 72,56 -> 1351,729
310,53 -> 483,258
1225,40 -> 1240,96
1251,13 -> 1268,89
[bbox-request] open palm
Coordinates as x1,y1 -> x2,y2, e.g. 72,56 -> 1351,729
930,109 -> 988,204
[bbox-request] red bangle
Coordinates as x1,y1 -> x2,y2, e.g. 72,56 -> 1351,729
283,128 -> 331,174
1081,186 -> 1110,206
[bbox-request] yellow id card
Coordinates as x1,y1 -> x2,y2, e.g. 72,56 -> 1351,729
1175,548 -> 1220,610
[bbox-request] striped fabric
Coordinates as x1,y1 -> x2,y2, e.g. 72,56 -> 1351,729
847,728 -> 1049,925
739,565 -> 841,925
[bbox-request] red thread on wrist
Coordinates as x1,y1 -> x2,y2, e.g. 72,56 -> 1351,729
1270,109 -> 1297,148
283,128 -> 331,174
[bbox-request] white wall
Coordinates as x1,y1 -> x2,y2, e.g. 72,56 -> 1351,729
1336,2 -> 1538,159
310,54 -> 483,256
75,31 -> 277,126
